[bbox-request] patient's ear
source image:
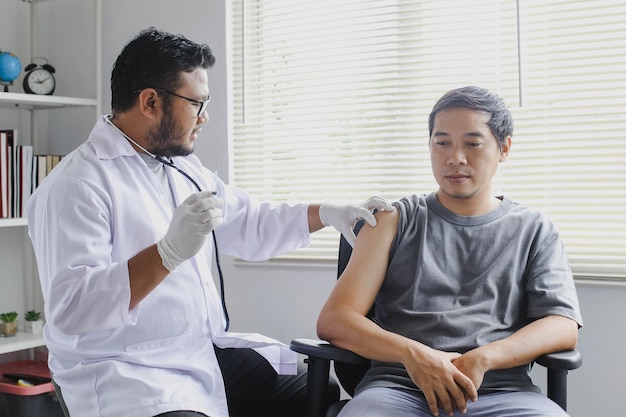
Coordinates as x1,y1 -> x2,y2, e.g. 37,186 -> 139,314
500,136 -> 512,161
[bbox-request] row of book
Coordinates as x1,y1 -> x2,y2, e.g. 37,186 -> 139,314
1,129 -> 62,219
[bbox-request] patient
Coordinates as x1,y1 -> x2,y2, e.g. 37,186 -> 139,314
317,86 -> 583,417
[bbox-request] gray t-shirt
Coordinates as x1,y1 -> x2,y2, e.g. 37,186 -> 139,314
357,192 -> 583,394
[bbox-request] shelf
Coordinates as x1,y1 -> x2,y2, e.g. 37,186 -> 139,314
0,218 -> 28,228
0,331 -> 45,355
0,92 -> 97,110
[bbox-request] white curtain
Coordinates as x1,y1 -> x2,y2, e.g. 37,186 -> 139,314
230,0 -> 626,279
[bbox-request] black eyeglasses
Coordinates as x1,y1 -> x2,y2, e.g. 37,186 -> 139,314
152,87 -> 210,117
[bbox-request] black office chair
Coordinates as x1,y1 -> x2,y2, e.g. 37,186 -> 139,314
52,379 -> 71,417
291,224 -> 583,417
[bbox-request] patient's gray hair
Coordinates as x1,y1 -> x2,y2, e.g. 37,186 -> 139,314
428,86 -> 514,150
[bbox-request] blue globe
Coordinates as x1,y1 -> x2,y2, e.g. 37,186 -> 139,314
0,52 -> 22,83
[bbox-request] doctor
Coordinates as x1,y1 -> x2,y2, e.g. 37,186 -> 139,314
26,27 -> 390,417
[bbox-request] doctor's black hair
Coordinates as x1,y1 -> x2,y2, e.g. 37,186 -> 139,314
110,27 -> 215,113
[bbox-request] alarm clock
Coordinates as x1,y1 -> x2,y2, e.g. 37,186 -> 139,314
23,57 -> 56,95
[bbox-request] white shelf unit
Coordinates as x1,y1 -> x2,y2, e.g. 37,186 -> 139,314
0,92 -> 97,230
0,0 -> 101,358
0,92 -> 97,111
0,217 -> 28,228
0,331 -> 45,355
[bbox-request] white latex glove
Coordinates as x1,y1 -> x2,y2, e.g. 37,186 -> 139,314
157,191 -> 224,272
319,196 -> 393,247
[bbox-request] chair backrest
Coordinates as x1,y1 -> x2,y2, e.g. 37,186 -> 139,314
334,219 -> 372,396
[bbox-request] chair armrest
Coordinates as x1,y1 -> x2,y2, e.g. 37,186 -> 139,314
290,338 -> 369,364
291,340 -> 583,371
291,340 -> 582,414
535,349 -> 582,411
291,339 -> 368,417
535,349 -> 582,370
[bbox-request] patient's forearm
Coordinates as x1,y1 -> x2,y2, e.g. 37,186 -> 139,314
460,315 -> 578,372
318,308 -> 425,365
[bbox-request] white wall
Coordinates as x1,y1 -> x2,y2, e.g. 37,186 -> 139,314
100,0 -> 230,180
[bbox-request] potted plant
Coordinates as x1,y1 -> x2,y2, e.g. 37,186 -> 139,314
24,309 -> 43,333
0,311 -> 18,337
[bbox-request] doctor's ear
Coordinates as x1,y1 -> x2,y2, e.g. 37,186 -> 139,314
136,88 -> 159,119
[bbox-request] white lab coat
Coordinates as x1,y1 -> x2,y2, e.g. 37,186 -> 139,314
25,116 -> 309,417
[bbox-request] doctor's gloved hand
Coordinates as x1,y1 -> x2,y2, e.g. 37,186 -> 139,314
319,196 -> 393,247
157,191 -> 224,272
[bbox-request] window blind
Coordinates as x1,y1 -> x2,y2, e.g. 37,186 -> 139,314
230,0 -> 626,279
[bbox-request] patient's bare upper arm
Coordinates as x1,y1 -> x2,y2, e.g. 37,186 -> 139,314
328,208 -> 399,315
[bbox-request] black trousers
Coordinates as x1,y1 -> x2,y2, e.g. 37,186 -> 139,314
215,346 -> 340,417
53,347 -> 339,417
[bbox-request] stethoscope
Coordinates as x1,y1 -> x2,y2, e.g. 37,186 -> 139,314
106,116 -> 230,331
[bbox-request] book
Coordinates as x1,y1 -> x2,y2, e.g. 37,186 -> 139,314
51,154 -> 62,170
0,129 -> 16,218
14,144 -> 21,217
0,128 -> 62,218
0,131 -> 7,218
19,145 -> 33,218
46,154 -> 53,176
36,155 -> 47,188
31,153 -> 38,194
